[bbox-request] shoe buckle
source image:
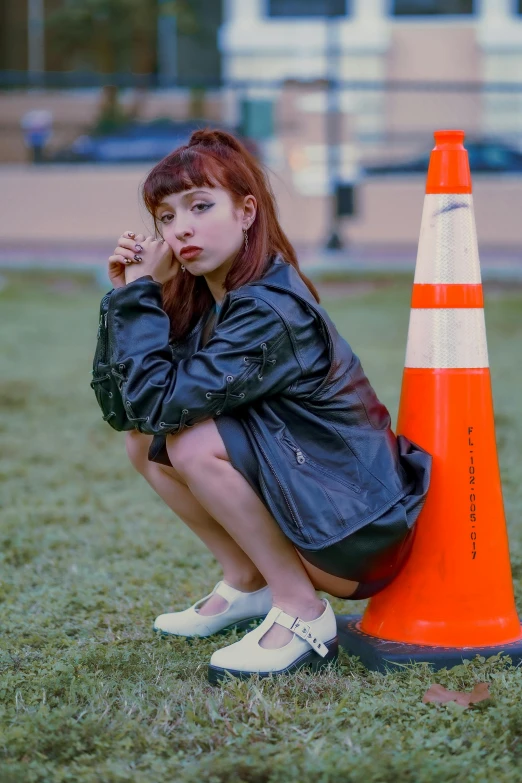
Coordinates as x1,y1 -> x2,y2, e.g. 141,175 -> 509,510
290,618 -> 328,658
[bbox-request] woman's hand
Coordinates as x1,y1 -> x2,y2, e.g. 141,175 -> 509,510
124,235 -> 180,286
108,231 -> 146,289
108,231 -> 181,288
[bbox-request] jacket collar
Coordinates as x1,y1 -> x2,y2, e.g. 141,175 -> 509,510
249,254 -> 316,304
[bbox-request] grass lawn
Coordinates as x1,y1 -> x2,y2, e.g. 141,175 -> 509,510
1,270 -> 522,783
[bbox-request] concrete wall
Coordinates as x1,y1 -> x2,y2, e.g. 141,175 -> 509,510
2,164 -> 521,250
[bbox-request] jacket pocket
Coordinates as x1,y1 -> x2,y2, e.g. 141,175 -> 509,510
273,433 -> 372,545
280,435 -> 362,494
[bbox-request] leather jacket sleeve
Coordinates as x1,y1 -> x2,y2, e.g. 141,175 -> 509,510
105,276 -> 303,435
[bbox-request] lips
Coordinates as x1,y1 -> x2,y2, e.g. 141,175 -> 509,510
180,246 -> 203,260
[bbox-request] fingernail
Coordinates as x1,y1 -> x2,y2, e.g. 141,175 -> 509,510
133,255 -> 142,262
135,244 -> 143,252
128,232 -> 135,238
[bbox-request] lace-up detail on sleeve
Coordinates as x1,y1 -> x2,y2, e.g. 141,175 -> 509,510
205,376 -> 246,415
108,364 -> 150,429
110,365 -> 126,387
157,408 -> 192,432
90,373 -> 111,387
244,343 -> 277,381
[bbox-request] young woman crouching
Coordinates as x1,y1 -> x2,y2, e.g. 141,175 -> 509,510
92,129 -> 431,684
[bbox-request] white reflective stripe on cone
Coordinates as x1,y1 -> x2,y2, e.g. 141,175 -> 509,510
414,194 -> 481,285
405,309 -> 489,369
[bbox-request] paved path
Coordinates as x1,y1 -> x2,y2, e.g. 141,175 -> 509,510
1,241 -> 521,281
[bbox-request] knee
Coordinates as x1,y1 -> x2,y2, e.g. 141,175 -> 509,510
166,435 -> 201,478
166,430 -> 218,478
125,430 -> 153,474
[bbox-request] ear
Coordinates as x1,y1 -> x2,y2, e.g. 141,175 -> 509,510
241,195 -> 257,230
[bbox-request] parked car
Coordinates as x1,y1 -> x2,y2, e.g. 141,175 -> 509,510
48,119 -> 258,163
363,139 -> 522,176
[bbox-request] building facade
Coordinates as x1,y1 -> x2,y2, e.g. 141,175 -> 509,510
221,0 -> 522,144
218,0 -> 522,248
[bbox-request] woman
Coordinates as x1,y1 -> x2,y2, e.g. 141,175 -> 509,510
91,129 -> 431,684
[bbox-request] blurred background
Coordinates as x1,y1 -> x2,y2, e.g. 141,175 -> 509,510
1,0 -> 522,275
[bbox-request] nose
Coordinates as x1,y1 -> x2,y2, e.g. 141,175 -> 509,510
174,222 -> 194,241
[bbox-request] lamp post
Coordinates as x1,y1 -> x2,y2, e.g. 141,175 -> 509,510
157,0 -> 178,87
324,0 -> 343,250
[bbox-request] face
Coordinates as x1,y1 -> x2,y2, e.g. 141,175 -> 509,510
155,185 -> 256,286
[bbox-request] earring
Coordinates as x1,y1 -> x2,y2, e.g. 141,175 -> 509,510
243,228 -> 249,252
181,264 -> 186,272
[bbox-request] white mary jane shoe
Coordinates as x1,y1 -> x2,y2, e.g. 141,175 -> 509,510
153,580 -> 272,638
208,598 -> 338,684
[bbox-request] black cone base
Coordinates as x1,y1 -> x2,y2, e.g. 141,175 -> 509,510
336,614 -> 522,673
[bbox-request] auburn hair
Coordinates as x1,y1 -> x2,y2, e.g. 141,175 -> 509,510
142,128 -> 320,342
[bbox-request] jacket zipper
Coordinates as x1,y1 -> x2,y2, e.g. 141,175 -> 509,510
281,437 -> 306,465
96,294 -> 111,364
250,421 -> 306,537
97,312 -> 108,335
99,311 -> 109,363
281,436 -> 362,494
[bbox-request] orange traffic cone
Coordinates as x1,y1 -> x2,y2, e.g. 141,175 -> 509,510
337,130 -> 522,671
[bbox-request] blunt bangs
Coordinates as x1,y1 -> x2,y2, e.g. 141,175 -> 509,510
143,148 -> 229,216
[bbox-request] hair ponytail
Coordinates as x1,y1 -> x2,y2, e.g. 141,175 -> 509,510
142,126 -> 320,341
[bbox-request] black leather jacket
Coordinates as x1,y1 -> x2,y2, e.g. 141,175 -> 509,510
91,255 -> 431,552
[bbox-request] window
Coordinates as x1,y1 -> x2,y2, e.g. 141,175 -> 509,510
267,0 -> 348,17
392,0 -> 474,15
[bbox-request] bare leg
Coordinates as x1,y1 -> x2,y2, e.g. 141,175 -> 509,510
166,421 -> 327,649
127,424 -> 359,648
126,431 -> 266,617
294,551 -> 358,599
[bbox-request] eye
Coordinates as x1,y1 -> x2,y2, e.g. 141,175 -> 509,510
159,214 -> 174,224
193,202 -> 213,213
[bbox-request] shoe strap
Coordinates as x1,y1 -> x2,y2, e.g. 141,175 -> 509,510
192,582 -> 222,610
214,580 -> 249,603
270,605 -> 328,658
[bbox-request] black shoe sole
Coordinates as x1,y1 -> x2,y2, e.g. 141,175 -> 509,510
153,614 -> 266,639
207,638 -> 339,684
